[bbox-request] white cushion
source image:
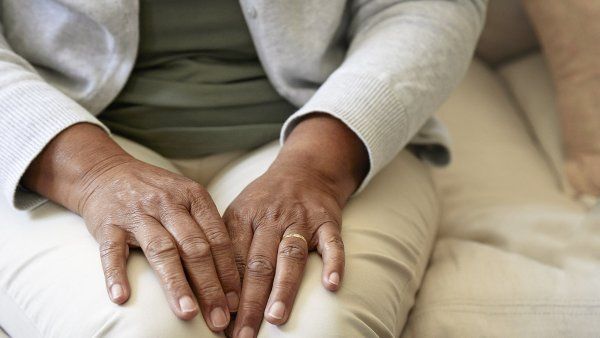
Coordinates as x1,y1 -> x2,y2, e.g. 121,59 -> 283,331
402,59 -> 599,337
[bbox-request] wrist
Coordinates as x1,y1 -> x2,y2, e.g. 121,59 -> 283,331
22,123 -> 132,213
271,153 -> 356,206
276,114 -> 369,203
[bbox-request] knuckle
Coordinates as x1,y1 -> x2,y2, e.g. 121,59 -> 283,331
144,236 -> 178,259
326,236 -> 344,251
103,266 -> 124,282
189,194 -> 217,217
179,236 -> 212,261
196,282 -> 223,300
162,274 -> 188,293
279,243 -> 307,262
99,240 -> 122,258
217,268 -> 239,284
187,183 -> 210,203
239,299 -> 265,313
313,205 -> 328,215
272,279 -> 296,291
94,223 -> 113,239
186,181 -> 206,196
141,190 -> 169,207
246,255 -> 275,278
205,230 -> 231,251
311,205 -> 339,222
311,206 -> 337,222
228,207 -> 250,222
291,205 -> 309,222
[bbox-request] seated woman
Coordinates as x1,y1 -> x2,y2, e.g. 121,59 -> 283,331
0,1 -> 486,337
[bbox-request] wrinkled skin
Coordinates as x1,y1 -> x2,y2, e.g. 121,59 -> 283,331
79,157 -> 241,330
23,114 -> 368,338
23,124 -> 241,332
224,162 -> 345,337
222,115 -> 368,337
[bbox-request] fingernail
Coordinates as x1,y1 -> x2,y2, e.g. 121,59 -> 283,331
179,295 -> 197,313
239,326 -> 255,338
110,284 -> 124,300
267,301 -> 285,320
210,307 -> 228,329
328,272 -> 340,286
226,291 -> 239,311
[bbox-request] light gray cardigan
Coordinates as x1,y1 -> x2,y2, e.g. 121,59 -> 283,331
0,0 -> 486,210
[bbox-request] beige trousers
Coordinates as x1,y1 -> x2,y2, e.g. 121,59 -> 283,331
4,55 -> 598,338
0,137 -> 439,337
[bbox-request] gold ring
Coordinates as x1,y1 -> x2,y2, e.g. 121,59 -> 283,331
283,233 -> 307,245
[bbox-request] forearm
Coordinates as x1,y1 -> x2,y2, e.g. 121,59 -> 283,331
275,114 -> 369,204
22,123 -> 131,213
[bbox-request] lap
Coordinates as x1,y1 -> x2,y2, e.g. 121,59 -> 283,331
0,135 -> 221,338
208,142 -> 439,337
0,137 -> 439,338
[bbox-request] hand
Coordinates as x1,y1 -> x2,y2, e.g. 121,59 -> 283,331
224,115 -> 369,338
81,156 -> 241,330
224,162 -> 344,337
23,124 -> 241,332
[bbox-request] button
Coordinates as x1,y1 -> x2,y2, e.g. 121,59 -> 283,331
246,6 -> 257,18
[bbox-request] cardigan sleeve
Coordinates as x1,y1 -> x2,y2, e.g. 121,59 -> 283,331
280,0 -> 487,193
0,29 -> 109,210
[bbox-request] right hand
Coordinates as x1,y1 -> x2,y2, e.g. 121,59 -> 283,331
22,123 -> 240,332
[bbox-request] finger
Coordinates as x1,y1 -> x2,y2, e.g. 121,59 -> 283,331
190,197 -> 242,311
99,226 -> 130,304
234,227 -> 279,338
264,227 -> 310,325
134,217 -> 200,321
223,208 -> 253,285
160,209 -> 230,331
316,221 -> 345,291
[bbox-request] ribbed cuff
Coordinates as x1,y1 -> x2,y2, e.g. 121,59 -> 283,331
0,80 -> 109,210
280,71 -> 408,194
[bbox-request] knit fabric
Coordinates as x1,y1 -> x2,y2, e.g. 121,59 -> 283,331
0,0 -> 487,209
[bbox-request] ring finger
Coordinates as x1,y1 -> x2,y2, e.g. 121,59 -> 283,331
264,227 -> 310,325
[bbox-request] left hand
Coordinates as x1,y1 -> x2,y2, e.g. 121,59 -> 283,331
223,115 -> 369,338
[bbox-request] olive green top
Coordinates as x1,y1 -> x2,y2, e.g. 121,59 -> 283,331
99,0 -> 296,158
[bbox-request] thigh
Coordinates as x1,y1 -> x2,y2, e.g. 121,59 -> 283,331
0,136 -> 220,338
207,142 -> 440,337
